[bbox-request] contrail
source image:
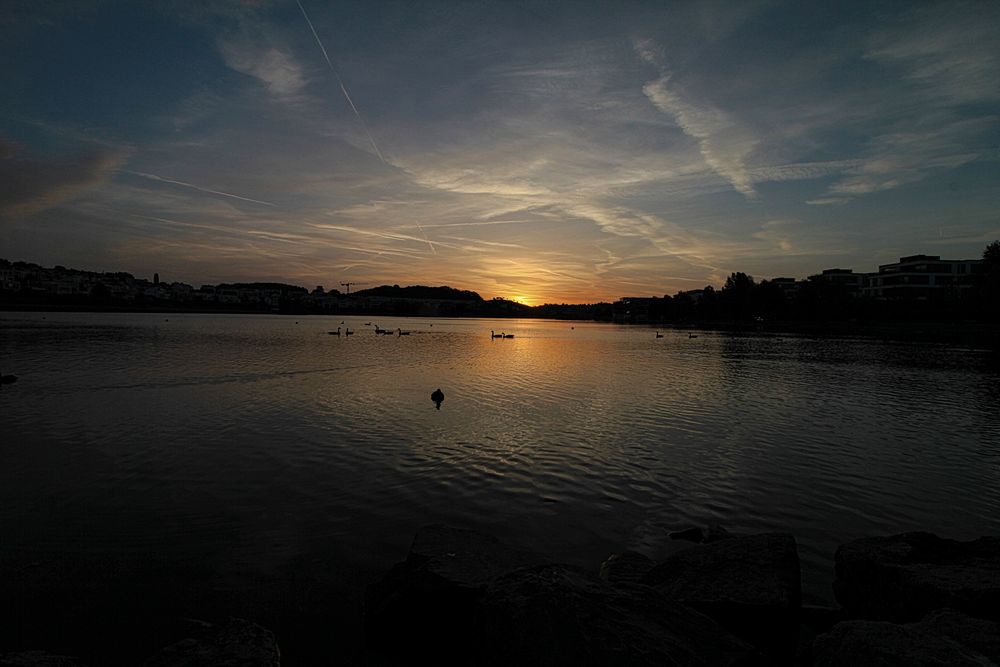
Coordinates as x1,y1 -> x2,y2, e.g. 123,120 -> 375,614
414,221 -> 437,254
125,170 -> 276,206
296,0 -> 386,164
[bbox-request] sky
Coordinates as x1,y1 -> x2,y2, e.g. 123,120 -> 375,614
1,1 -> 998,304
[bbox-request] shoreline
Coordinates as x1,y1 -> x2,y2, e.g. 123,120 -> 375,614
4,526 -> 998,665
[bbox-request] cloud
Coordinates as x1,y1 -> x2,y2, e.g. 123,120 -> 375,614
752,219 -> 795,252
636,40 -> 759,199
806,197 -> 849,206
867,2 -> 1000,106
811,4 -> 1000,203
0,138 -> 132,217
826,118 -> 988,197
217,34 -> 306,101
749,160 -> 859,184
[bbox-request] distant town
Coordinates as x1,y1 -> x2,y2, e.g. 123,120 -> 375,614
2,242 -> 997,327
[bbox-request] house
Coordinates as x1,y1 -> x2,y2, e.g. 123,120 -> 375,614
862,254 -> 983,299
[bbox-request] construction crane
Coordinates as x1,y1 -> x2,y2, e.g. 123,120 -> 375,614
340,281 -> 369,294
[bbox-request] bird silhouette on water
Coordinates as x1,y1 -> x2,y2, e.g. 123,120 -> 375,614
431,388 -> 444,410
1,372 -> 17,386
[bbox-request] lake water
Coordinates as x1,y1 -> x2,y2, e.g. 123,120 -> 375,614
2,312 -> 999,660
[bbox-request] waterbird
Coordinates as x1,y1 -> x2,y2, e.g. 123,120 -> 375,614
689,333 -> 698,338
0,373 -> 17,385
491,330 -> 502,339
431,388 -> 444,410
397,328 -> 410,336
655,332 -> 663,338
328,327 -> 341,336
345,328 -> 354,336
502,333 -> 514,339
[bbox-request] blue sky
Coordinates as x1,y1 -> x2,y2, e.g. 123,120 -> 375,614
1,0 -> 997,303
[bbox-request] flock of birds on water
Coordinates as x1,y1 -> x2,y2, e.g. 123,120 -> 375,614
324,322 -> 520,339
323,322 -> 702,342
0,324 -> 702,398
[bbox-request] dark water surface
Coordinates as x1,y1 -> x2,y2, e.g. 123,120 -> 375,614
2,312 -> 999,660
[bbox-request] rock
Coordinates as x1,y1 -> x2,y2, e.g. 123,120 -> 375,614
598,551 -> 655,585
364,525 -> 544,663
0,652 -> 88,667
475,564 -> 761,666
641,533 -> 801,661
800,604 -> 847,635
795,606 -> 848,665
812,619 -> 993,666
705,524 -> 732,543
669,527 -> 706,544
914,609 -> 1000,663
141,617 -> 280,667
406,524 -> 541,583
833,532 -> 1000,622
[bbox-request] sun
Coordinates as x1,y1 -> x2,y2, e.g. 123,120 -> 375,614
512,295 -> 532,306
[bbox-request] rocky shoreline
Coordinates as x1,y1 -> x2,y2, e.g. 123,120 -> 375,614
362,526 -> 999,666
3,527 -> 998,666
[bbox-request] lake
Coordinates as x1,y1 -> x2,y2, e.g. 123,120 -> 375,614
2,312 -> 999,661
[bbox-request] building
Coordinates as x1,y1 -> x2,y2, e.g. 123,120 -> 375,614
862,254 -> 983,300
818,268 -> 863,291
770,277 -> 799,294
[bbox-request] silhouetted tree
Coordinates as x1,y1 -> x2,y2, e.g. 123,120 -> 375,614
721,272 -> 755,321
983,240 -> 1000,321
755,280 -> 787,320
700,285 -> 719,320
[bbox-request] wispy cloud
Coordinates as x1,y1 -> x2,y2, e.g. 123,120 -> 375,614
826,118 -> 989,198
867,2 -> 1000,106
217,35 -> 307,102
636,38 -> 759,199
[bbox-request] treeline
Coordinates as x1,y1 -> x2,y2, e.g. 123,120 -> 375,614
353,284 -> 483,301
642,241 -> 1000,326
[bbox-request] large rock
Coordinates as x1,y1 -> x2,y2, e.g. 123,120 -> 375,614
598,551 -> 655,586
641,533 -> 801,661
141,617 -> 280,667
915,609 -> 1000,663
833,532 -> 1000,622
364,525 -> 544,663
475,564 -> 761,666
812,618 -> 994,666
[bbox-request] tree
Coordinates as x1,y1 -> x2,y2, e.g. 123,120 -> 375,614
983,240 -> 1000,321
721,272 -> 756,321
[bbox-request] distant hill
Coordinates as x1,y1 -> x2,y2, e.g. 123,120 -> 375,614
353,284 -> 483,301
218,282 -> 308,293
